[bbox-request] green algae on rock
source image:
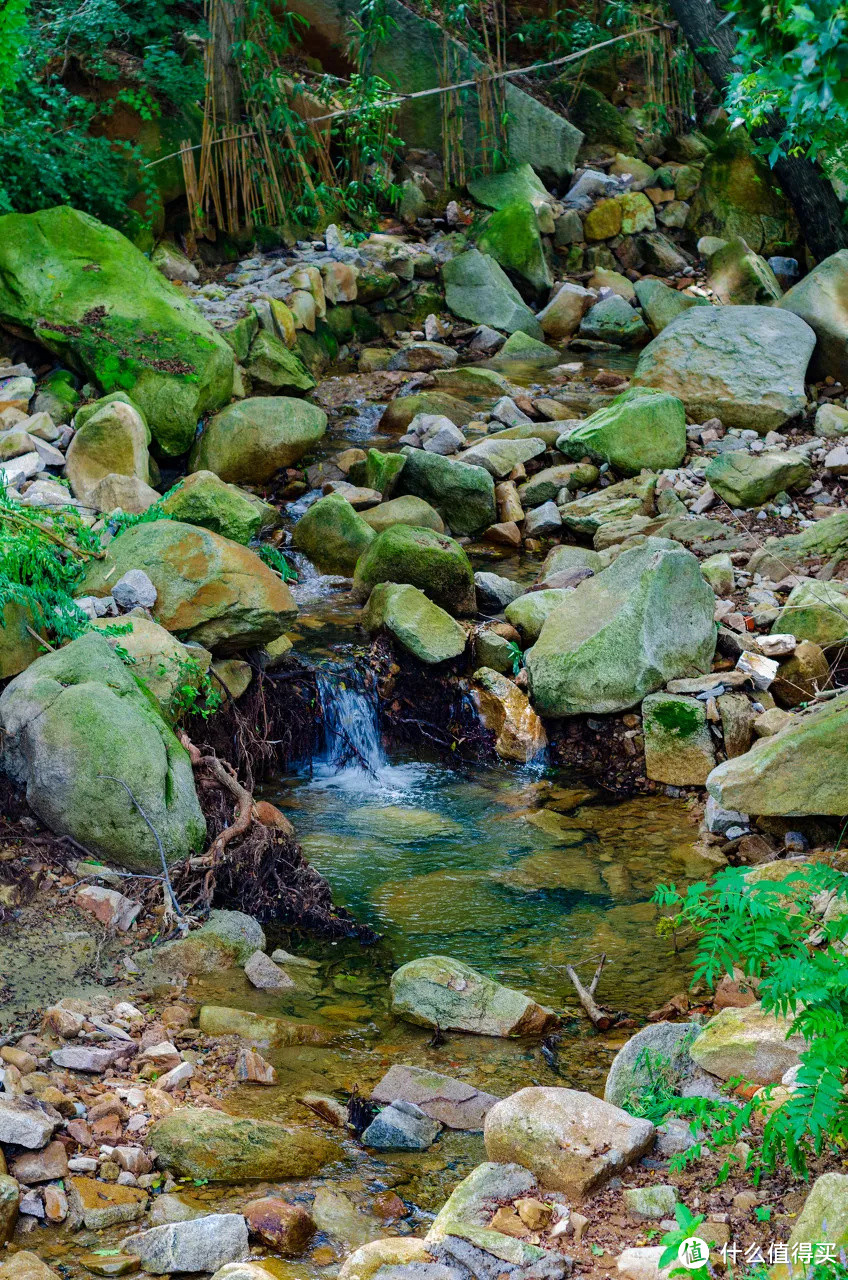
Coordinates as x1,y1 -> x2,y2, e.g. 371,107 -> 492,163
363,583 -> 467,664
160,471 -> 276,545
560,387 -> 686,477
190,397 -> 328,485
0,207 -> 234,455
476,200 -> 552,293
0,633 -> 205,871
293,493 -> 376,575
390,955 -> 558,1037
352,524 -> 477,615
149,1107 -> 340,1181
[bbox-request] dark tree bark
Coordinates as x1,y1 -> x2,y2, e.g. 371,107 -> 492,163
210,0 -> 246,129
668,0 -> 848,261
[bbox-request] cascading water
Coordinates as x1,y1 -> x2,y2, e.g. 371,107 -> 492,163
313,666 -> 390,788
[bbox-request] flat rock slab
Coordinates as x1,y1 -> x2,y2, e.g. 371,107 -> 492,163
372,1065 -> 501,1130
0,1096 -> 60,1149
124,1214 -> 249,1274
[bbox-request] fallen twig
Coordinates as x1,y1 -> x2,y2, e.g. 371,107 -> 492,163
565,953 -> 613,1029
97,774 -> 184,922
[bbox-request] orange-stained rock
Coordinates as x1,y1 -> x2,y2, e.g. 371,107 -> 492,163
471,666 -> 547,763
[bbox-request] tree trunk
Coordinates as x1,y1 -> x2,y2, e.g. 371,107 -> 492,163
210,0 -> 245,129
668,0 -> 848,261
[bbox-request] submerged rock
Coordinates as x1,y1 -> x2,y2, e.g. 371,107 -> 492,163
0,633 -> 205,872
390,955 -> 558,1037
483,1086 -> 655,1198
633,305 -> 815,432
526,539 -> 716,716
149,1108 -> 340,1181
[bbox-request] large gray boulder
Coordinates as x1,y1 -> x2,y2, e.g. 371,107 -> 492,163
525,539 -> 716,715
483,1087 -> 655,1199
0,633 -> 206,872
123,1216 -> 249,1274
632,306 -> 816,433
604,1022 -> 700,1109
779,250 -> 848,383
707,690 -> 848,816
442,250 -> 543,336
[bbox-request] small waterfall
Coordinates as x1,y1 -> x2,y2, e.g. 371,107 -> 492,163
314,666 -> 388,785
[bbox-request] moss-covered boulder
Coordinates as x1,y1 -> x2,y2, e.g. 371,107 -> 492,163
0,602 -> 43,680
468,163 -> 551,211
578,295 -> 648,346
748,511 -> 848,579
362,495 -> 445,534
560,387 -> 686,476
634,278 -> 708,336
292,493 -> 376,575
705,449 -> 812,509
771,1174 -> 848,1280
79,520 -> 296,653
359,448 -> 406,498
476,201 -> 552,293
633,306 -> 815,433
442,250 -> 543,336
707,690 -> 848,816
642,692 -> 716,785
557,471 -> 657,538
352,525 -> 476,615
244,331 -> 315,392
149,1108 -> 340,1182
363,583 -> 467,664
0,207 -> 234,455
396,448 -> 496,536
391,956 -> 558,1036
505,589 -> 571,643
772,579 -> 848,648
564,84 -> 635,150
706,236 -> 783,306
137,910 -> 264,977
160,471 -> 274,544
64,397 -> 151,502
379,392 -> 477,434
0,633 -> 205,871
526,538 -> 716,715
190,397 -> 327,485
686,132 -> 798,255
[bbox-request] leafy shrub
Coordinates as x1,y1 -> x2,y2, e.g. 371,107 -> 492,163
654,862 -> 848,1178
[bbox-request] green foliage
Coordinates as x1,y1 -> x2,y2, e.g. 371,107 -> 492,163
659,1203 -> 709,1280
0,0 -> 205,229
653,862 -> 848,1178
724,0 -> 848,181
0,487 -> 99,644
166,654 -> 223,722
255,543 -> 298,582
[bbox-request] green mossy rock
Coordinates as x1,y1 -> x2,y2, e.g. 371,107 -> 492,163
476,201 -> 552,293
633,278 -> 708,336
707,690 -> 848,816
79,520 -> 296,653
578,295 -> 648,347
642,692 -> 716,785
564,84 -> 635,150
391,956 -> 558,1037
362,495 -> 445,534
137,909 -> 264,976
467,164 -> 550,211
0,208 -> 234,455
706,236 -> 783,306
0,633 -> 205,871
396,447 -> 497,537
160,471 -> 273,544
380,392 -> 477,434
526,538 -> 716,715
748,512 -> 848,579
495,331 -> 560,368
363,583 -> 467,664
0,601 -> 43,680
705,449 -> 812,508
426,1162 -> 546,1266
442,250 -> 543,336
779,249 -> 848,384
772,579 -> 848,648
519,464 -> 599,508
686,132 -> 798,255
244,331 -> 315,392
633,306 -> 816,433
363,448 -> 406,498
560,387 -> 686,476
149,1108 -> 340,1182
505,590 -> 571,644
292,493 -> 376,575
190,397 -> 327,485
558,472 -> 657,538
352,524 -> 476,615
64,398 -> 151,502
